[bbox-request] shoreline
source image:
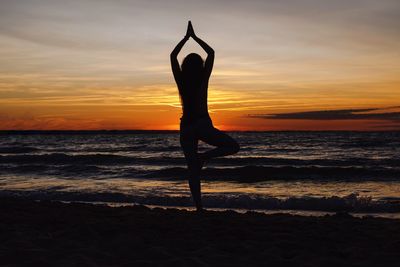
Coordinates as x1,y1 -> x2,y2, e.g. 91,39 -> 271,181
2,188 -> 400,217
1,197 -> 399,266
64,201 -> 400,219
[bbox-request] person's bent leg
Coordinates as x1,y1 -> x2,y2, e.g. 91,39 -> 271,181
180,127 -> 203,211
198,122 -> 240,161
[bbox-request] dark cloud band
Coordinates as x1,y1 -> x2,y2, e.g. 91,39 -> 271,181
249,107 -> 400,121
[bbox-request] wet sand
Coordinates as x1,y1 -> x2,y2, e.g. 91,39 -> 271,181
1,198 -> 399,266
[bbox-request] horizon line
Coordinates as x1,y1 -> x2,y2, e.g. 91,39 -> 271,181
1,129 -> 399,134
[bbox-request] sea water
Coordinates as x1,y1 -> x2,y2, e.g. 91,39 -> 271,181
1,131 -> 399,216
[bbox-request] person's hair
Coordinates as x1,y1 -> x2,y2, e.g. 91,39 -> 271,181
179,53 -> 204,105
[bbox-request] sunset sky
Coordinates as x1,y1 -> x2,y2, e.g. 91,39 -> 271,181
1,0 -> 399,131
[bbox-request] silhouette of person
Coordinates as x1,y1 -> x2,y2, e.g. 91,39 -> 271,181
170,21 -> 240,211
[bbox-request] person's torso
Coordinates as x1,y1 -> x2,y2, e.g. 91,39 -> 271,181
180,81 -> 209,125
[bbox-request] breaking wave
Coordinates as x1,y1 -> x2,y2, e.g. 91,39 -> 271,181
150,165 -> 400,181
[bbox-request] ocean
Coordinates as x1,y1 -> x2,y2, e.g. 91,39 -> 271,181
1,131 -> 399,216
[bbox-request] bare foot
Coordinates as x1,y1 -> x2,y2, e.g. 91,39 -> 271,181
196,207 -> 206,213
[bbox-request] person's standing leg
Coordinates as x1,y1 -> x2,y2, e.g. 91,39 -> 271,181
180,125 -> 202,211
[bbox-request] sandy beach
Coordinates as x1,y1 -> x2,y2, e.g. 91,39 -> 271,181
1,198 -> 399,267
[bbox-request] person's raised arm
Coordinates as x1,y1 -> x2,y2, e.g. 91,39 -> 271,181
170,36 -> 189,85
189,21 -> 214,79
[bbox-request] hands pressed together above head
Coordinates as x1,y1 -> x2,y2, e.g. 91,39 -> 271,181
185,21 -> 196,39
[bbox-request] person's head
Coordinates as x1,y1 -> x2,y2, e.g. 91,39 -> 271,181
181,53 -> 204,85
